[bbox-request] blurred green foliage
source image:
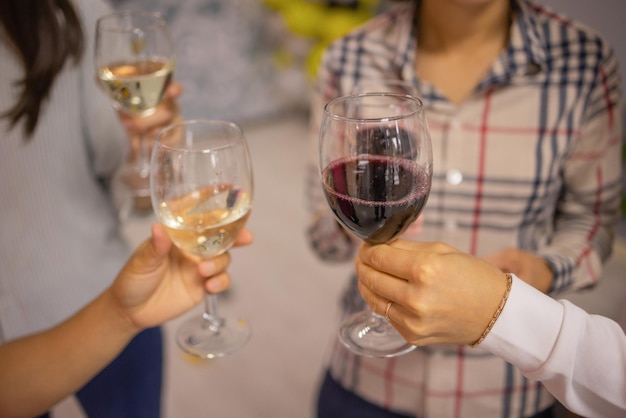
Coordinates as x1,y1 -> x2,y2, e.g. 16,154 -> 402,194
261,0 -> 380,78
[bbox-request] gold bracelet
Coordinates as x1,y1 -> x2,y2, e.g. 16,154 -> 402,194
470,273 -> 513,347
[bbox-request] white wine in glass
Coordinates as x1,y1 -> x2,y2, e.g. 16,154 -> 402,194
97,59 -> 174,115
151,120 -> 253,359
95,11 -> 175,218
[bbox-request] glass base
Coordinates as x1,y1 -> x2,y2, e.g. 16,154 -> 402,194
338,310 -> 416,358
176,315 -> 251,359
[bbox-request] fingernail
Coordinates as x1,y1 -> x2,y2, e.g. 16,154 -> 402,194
207,277 -> 222,293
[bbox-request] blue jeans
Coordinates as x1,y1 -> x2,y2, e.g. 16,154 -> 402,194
316,370 -> 555,418
317,371 -> 414,418
39,326 -> 163,418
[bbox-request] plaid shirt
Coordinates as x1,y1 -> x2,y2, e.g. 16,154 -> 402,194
306,1 -> 623,417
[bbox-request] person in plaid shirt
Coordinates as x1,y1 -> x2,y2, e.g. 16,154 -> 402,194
305,0 -> 623,417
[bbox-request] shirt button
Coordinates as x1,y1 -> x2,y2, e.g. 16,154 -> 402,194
444,218 -> 457,230
447,169 -> 463,185
449,118 -> 462,131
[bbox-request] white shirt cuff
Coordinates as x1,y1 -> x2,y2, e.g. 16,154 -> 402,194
480,274 -> 565,372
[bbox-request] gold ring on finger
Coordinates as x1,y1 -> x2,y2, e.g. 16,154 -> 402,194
384,301 -> 394,322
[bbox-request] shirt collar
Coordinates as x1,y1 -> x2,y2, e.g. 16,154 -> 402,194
394,0 -> 550,106
506,0 -> 547,75
476,0 -> 548,91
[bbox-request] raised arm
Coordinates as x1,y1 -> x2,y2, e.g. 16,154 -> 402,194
305,46 -> 359,262
0,225 -> 252,418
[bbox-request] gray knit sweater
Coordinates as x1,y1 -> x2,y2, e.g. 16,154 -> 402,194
0,0 -> 131,342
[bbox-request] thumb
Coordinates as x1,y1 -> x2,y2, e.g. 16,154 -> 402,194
150,223 -> 172,256
125,224 -> 172,275
165,81 -> 183,99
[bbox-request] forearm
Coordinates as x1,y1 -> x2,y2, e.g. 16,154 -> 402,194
481,276 -> 626,417
541,49 -> 624,293
531,301 -> 626,418
305,71 -> 358,262
480,276 -> 564,370
0,289 -> 139,418
540,145 -> 622,293
307,207 -> 359,262
539,221 -> 615,293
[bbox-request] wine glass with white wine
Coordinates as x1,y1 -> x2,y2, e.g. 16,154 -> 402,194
95,11 -> 175,218
151,120 -> 253,359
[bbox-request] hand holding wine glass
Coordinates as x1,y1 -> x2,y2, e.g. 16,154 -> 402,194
151,120 -> 253,359
95,11 -> 175,217
319,92 -> 432,357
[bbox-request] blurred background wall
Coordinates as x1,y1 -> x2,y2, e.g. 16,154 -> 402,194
107,0 -> 308,123
105,0 -> 625,127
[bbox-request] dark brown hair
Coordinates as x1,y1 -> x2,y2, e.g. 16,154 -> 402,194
0,0 -> 84,137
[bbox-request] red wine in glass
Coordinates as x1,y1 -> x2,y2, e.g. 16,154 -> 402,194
318,92 -> 432,357
322,155 -> 430,244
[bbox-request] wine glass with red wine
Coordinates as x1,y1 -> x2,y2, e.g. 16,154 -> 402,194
319,92 -> 432,357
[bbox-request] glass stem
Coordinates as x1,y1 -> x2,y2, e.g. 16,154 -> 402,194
370,311 -> 390,329
202,293 -> 223,330
135,132 -> 151,178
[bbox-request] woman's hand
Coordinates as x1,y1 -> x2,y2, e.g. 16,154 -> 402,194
118,82 -> 183,163
482,247 -> 553,293
110,224 -> 253,331
356,239 -> 508,346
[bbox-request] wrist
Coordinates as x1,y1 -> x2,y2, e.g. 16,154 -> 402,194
99,288 -> 143,338
470,273 -> 513,347
479,275 -> 564,370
